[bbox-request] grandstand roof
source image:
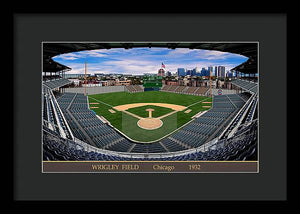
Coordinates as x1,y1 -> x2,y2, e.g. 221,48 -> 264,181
43,42 -> 257,73
43,57 -> 71,73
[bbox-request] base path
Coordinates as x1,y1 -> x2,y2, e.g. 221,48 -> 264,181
184,109 -> 192,113
113,103 -> 186,111
109,109 -> 116,113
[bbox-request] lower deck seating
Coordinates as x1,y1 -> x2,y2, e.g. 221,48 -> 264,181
43,120 -> 257,161
43,78 -> 71,89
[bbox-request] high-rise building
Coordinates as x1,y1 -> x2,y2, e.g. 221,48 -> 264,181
227,71 -> 233,78
201,68 -> 207,76
217,66 -> 226,78
166,71 -> 172,76
177,68 -> 186,76
186,69 -> 192,76
191,68 -> 197,76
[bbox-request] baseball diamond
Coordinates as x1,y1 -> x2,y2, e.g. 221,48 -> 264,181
87,91 -> 212,142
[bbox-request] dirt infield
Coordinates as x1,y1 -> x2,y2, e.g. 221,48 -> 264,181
113,103 -> 186,111
137,118 -> 163,130
184,109 -> 192,113
116,103 -> 180,130
108,109 -> 116,113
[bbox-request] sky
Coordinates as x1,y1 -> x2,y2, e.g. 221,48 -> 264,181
53,47 -> 248,75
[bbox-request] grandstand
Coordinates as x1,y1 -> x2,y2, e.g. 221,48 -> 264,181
43,78 -> 71,90
160,85 -> 209,96
231,79 -> 258,94
126,85 -> 144,93
43,119 -> 257,161
42,42 -> 258,162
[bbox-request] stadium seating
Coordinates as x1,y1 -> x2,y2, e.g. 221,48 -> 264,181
194,87 -> 209,96
158,94 -> 249,149
43,120 -> 257,161
160,85 -> 209,96
126,85 -> 143,93
43,78 -> 71,90
174,86 -> 186,93
132,85 -> 144,92
184,86 -> 198,94
231,79 -> 258,94
160,85 -> 171,91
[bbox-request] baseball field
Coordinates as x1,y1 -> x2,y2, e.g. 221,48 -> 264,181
88,91 -> 212,142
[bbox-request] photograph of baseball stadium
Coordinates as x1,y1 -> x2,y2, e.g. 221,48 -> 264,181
42,42 -> 258,173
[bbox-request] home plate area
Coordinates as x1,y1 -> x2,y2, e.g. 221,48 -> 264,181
137,118 -> 163,130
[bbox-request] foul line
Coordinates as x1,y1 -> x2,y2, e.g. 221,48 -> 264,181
186,97 -> 212,108
157,110 -> 178,119
123,110 -> 143,120
88,96 -> 115,108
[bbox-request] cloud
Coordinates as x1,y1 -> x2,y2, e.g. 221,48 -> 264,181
53,47 -> 247,75
54,53 -> 80,60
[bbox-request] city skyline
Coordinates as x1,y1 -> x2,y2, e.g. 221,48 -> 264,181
53,47 -> 248,75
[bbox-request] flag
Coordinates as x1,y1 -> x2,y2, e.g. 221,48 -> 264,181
162,63 -> 165,68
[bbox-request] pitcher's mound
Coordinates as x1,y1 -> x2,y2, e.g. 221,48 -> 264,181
137,118 -> 163,130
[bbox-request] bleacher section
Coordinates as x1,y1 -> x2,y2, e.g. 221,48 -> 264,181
43,119 -> 257,161
43,88 -> 73,139
56,93 -> 132,150
160,85 -> 171,91
43,78 -> 71,90
157,94 -> 249,149
194,87 -> 209,95
231,79 -> 258,94
160,85 -> 209,96
166,85 -> 178,92
132,85 -> 143,92
130,143 -> 167,153
174,86 -> 186,93
184,86 -> 198,94
126,85 -> 143,93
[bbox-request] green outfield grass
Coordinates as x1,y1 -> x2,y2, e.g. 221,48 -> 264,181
89,91 -> 205,106
88,91 -> 212,142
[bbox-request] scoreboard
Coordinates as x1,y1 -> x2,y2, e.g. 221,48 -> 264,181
143,75 -> 162,88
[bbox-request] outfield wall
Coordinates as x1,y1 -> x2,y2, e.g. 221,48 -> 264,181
64,86 -> 126,95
